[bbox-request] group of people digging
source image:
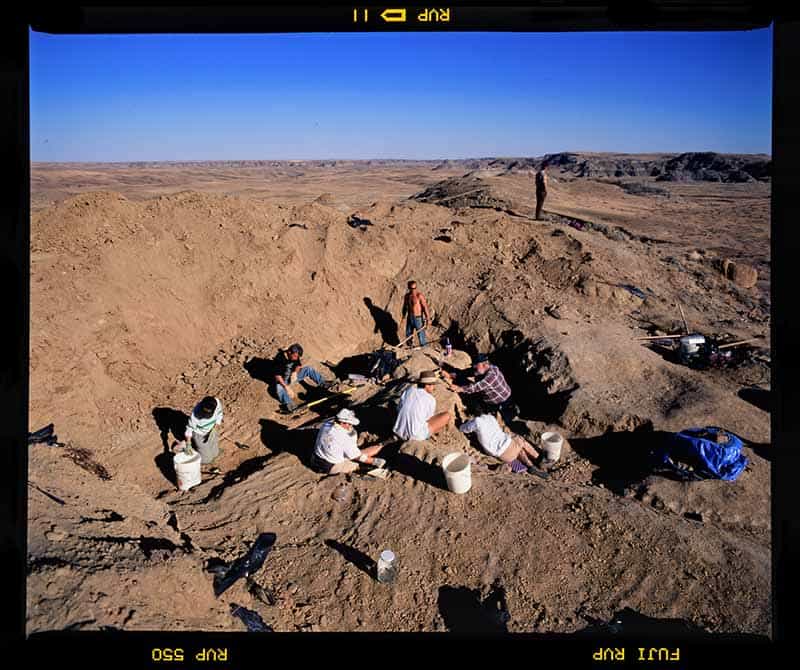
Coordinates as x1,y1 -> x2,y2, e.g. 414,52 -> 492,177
307,354 -> 550,476
177,279 -> 551,480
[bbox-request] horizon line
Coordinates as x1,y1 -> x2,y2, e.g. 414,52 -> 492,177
31,150 -> 773,165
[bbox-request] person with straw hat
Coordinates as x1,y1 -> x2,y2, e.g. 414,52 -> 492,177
393,370 -> 452,442
310,408 -> 387,475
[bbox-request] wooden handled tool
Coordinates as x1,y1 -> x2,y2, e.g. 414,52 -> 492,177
635,334 -> 684,341
717,338 -> 762,350
386,322 -> 437,350
678,303 -> 689,335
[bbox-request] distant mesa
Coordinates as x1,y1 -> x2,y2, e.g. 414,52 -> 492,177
655,152 -> 771,183
494,151 -> 771,183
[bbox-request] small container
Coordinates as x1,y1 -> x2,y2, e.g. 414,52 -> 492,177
444,338 -> 452,357
332,483 -> 350,503
376,549 -> 397,583
173,446 -> 202,492
540,432 -> 563,462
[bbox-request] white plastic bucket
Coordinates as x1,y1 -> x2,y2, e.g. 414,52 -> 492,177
173,449 -> 202,491
540,432 -> 563,461
441,452 -> 471,494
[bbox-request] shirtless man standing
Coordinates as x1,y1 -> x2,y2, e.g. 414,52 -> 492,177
401,280 -> 430,346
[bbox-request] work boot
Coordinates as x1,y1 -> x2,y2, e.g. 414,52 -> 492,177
527,465 -> 550,479
279,401 -> 298,415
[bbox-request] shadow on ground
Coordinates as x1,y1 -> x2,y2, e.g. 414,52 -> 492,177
152,407 -> 189,450
325,539 -> 375,578
198,454 -> 277,504
738,387 -> 770,413
569,429 -> 673,496
437,319 -> 479,360
243,357 -> 274,385
748,442 -> 771,462
573,607 -> 768,641
392,450 -> 449,491
325,353 -> 374,380
364,297 -> 400,346
152,407 -> 190,485
488,329 -> 576,424
258,419 -> 316,464
438,583 -> 510,633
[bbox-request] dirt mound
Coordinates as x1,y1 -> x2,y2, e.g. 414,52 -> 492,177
28,165 -> 771,635
722,258 -> 759,288
411,174 -> 518,210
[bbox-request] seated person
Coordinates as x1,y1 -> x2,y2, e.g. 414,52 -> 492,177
393,370 -> 452,441
271,343 -> 331,412
459,400 -> 541,470
309,408 -> 387,475
181,395 -> 224,464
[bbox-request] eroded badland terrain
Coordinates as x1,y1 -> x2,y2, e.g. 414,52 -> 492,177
28,153 -> 771,635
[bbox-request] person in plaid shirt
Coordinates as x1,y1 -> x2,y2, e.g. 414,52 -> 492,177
444,354 -> 517,424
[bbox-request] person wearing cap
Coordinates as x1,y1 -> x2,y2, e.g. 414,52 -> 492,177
393,370 -> 452,442
180,395 -> 224,464
442,354 -> 516,425
459,399 -> 541,471
271,343 -> 331,413
310,408 -> 387,475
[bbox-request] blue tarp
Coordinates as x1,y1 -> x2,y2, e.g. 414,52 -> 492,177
657,427 -> 748,481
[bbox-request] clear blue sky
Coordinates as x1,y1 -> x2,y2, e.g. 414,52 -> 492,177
30,29 -> 772,162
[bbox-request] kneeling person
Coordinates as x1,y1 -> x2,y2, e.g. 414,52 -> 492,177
393,370 -> 452,442
459,401 -> 540,468
310,408 -> 386,475
183,395 -> 224,464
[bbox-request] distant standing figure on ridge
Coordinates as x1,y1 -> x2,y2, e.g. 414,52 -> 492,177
535,165 -> 548,220
401,280 -> 430,347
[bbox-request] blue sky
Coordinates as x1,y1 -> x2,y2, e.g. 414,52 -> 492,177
29,29 -> 772,162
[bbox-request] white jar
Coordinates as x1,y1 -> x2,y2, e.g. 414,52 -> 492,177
376,549 -> 397,583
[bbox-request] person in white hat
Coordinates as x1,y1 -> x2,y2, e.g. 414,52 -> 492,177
310,408 -> 387,475
393,370 -> 452,442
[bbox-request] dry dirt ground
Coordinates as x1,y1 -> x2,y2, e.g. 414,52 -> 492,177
27,157 -> 770,635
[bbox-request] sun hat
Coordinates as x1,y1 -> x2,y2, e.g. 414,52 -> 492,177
418,370 -> 440,385
336,408 -> 360,426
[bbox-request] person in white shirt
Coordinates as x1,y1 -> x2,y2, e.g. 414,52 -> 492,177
393,370 -> 452,441
181,396 -> 224,464
459,400 -> 540,468
310,408 -> 387,475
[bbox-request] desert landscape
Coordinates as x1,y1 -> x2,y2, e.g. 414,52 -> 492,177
27,152 -> 771,635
